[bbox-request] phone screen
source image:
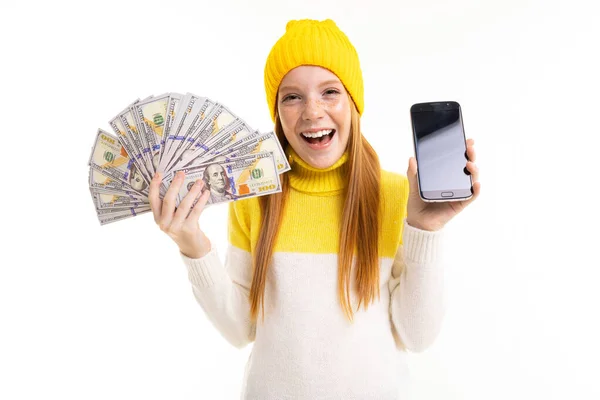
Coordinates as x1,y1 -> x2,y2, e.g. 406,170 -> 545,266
410,102 -> 472,201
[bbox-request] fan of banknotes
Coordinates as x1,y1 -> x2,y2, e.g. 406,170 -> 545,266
88,92 -> 290,225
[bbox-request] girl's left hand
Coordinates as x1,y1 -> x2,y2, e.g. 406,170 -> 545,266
406,138 -> 481,232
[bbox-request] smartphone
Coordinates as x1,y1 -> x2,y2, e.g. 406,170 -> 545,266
410,101 -> 473,202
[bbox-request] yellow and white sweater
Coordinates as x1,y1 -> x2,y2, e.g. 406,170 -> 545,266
181,149 -> 445,400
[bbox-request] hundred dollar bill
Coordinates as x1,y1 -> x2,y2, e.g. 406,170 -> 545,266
202,130 -> 289,173
177,104 -> 240,163
158,119 -> 259,198
158,98 -> 219,196
166,119 -> 245,173
89,168 -> 147,196
109,104 -> 152,184
158,92 -> 182,167
131,106 -> 151,168
164,106 -> 247,181
98,208 -> 151,225
158,118 -> 248,197
167,99 -> 219,171
160,92 -> 195,160
119,106 -> 154,181
158,93 -> 206,173
170,151 -> 281,207
92,191 -> 149,209
163,97 -> 217,172
133,93 -> 172,173
174,119 -> 253,170
96,205 -> 150,216
88,129 -> 149,195
91,187 -> 147,201
201,118 -> 247,150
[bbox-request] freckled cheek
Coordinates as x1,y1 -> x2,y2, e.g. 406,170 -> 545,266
328,99 -> 345,112
324,98 -> 350,123
279,108 -> 301,130
277,111 -> 299,143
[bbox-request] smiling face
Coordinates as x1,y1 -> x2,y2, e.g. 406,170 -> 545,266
277,66 -> 352,169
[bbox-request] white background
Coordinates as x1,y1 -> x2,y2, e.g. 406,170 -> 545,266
1,0 -> 598,398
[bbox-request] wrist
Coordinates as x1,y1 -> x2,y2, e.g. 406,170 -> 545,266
180,234 -> 212,259
406,218 -> 442,232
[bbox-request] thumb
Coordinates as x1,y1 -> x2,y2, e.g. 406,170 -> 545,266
407,156 -> 417,176
407,157 -> 419,192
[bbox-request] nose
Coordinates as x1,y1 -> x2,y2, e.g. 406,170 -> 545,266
302,97 -> 325,121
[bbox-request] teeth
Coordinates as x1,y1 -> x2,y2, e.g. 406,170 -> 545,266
301,129 -> 333,138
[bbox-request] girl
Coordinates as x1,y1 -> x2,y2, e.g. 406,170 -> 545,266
149,18 -> 480,400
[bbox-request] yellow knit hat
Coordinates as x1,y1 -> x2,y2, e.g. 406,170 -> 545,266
264,19 -> 364,122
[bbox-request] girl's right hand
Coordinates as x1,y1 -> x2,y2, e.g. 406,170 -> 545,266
149,171 -> 212,259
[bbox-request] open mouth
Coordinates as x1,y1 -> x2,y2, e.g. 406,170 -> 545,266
300,129 -> 336,145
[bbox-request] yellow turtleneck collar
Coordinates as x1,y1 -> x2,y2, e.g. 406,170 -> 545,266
286,146 -> 349,195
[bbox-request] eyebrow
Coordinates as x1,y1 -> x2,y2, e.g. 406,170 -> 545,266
279,80 -> 343,93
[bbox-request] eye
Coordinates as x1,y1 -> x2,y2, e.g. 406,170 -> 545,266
325,89 -> 340,95
281,94 -> 300,102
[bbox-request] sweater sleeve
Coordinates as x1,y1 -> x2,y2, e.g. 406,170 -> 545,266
388,219 -> 446,353
180,202 -> 256,349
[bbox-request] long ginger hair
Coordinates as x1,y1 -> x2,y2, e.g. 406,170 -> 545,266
249,96 -> 381,323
